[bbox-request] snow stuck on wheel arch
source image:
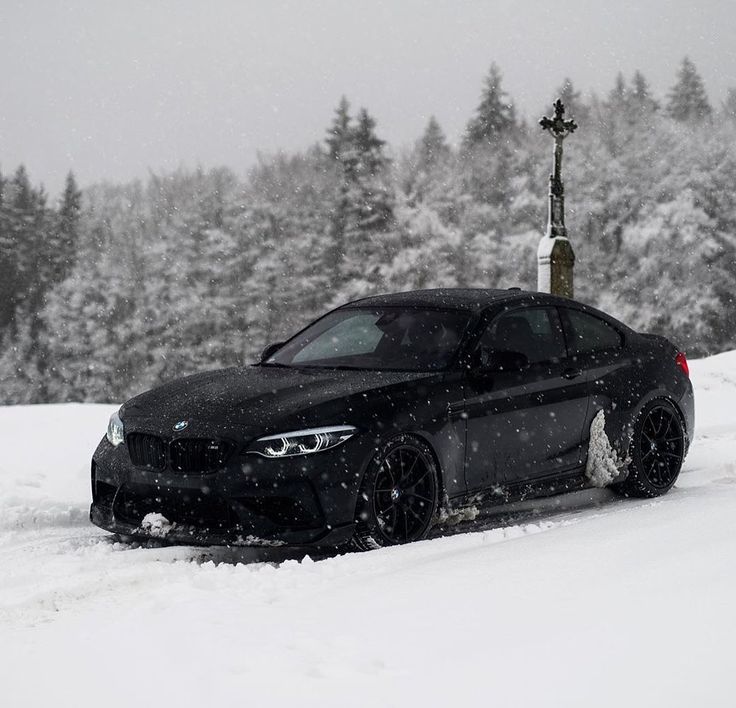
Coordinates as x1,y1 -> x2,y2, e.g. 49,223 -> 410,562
585,410 -> 630,487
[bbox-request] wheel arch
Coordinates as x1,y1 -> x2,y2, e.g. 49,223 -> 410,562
631,390 -> 690,450
364,429 -> 447,504
409,430 -> 448,510
589,387 -> 689,466
349,430 -> 445,550
611,393 -> 687,498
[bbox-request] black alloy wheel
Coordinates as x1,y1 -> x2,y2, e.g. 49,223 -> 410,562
639,405 -> 684,488
615,399 -> 685,498
352,435 -> 439,550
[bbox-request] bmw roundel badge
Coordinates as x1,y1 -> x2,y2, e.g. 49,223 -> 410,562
173,420 -> 189,432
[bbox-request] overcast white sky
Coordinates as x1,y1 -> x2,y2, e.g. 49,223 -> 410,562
2,0 -> 735,195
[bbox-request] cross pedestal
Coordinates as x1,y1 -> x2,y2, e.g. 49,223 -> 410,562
537,235 -> 574,296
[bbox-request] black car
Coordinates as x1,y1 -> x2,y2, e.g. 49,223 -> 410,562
91,288 -> 694,550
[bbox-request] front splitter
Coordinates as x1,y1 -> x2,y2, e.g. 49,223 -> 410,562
90,503 -> 355,549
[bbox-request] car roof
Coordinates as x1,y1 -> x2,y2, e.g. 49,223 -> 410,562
341,288 -> 634,334
343,288 -> 540,312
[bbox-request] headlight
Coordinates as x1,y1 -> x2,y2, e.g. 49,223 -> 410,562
247,425 -> 356,458
106,410 -> 125,446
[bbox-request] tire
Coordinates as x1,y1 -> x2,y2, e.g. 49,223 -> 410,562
350,434 -> 440,551
613,398 -> 685,499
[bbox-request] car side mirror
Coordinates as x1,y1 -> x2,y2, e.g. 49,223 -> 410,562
260,342 -> 284,362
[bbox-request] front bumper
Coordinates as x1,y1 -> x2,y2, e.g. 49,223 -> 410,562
90,433 -> 373,548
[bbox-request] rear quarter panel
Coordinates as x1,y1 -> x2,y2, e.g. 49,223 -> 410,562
587,330 -> 694,456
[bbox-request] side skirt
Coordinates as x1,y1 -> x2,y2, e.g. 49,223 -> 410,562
449,466 -> 590,511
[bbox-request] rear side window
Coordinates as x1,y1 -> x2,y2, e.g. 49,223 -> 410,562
477,307 -> 566,365
562,309 -> 623,355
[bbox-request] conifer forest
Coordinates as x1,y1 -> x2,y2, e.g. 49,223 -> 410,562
2,58 -> 735,404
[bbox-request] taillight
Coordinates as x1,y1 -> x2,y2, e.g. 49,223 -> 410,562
675,352 -> 689,377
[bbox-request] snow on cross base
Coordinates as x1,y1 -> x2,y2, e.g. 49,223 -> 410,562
1,352 -> 735,706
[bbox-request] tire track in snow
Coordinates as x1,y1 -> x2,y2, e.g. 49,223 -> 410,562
0,493 -> 647,628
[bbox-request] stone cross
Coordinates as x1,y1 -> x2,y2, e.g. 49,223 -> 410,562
537,98 -> 578,298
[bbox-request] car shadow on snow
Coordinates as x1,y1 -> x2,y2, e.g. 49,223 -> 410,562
101,533 -> 327,565
101,486 -> 630,566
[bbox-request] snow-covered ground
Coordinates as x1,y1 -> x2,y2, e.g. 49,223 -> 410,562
1,353 -> 736,707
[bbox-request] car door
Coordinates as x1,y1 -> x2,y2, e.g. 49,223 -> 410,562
463,305 -> 590,493
557,306 -> 632,450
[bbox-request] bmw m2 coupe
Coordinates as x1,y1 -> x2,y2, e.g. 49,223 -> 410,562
91,289 -> 693,550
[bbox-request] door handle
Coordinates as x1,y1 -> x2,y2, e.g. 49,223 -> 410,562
562,368 -> 582,380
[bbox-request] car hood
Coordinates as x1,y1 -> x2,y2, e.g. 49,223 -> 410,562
121,365 -> 433,437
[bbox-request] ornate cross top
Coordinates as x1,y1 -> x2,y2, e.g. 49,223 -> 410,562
539,98 -> 578,140
539,98 -> 577,239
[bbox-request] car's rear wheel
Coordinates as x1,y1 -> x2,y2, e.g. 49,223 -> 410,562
351,435 -> 439,551
614,398 -> 685,498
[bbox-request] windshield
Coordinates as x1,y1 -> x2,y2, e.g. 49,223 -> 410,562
265,307 -> 471,372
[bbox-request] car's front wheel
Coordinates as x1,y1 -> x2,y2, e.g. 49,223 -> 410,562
351,435 -> 439,551
613,398 -> 685,498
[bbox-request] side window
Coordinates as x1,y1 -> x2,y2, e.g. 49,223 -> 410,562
477,307 -> 566,366
562,309 -> 623,356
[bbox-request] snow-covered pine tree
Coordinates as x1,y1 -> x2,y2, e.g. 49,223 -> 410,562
0,168 -> 12,333
667,57 -> 712,123
337,107 -> 397,299
138,168 -> 242,381
0,319 -> 42,404
42,213 -> 143,402
326,96 -> 353,164
350,108 -> 394,234
596,73 -> 631,157
235,204 -> 287,359
723,88 -> 736,122
323,97 -> 354,277
463,63 -> 517,148
400,116 -> 454,203
461,64 -> 519,212
0,167 -> 36,332
247,147 -> 336,318
321,100 -> 396,302
387,117 -> 461,292
630,71 -> 659,118
53,171 -> 82,283
399,116 -> 453,204
610,73 -> 627,105
416,116 -> 450,174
